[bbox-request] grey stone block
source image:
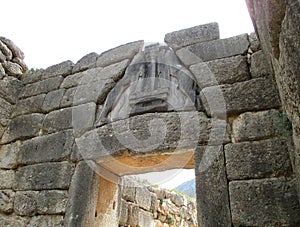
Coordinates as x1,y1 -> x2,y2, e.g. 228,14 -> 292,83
1,114 -> 44,144
0,141 -> 20,169
0,77 -> 23,104
190,55 -> 250,88
0,214 -> 29,227
0,97 -> 13,125
15,162 -> 74,190
225,138 -> 292,180
37,190 -> 68,214
250,50 -> 273,78
232,109 -> 288,142
14,191 -> 38,216
21,69 -> 43,85
99,59 -> 129,81
187,34 -> 249,62
2,61 -> 22,77
0,190 -> 15,214
249,32 -> 260,53
229,178 -> 300,226
18,130 -> 73,165
20,76 -> 63,98
121,177 -> 136,202
43,108 -> 72,134
0,37 -> 25,59
28,215 -> 64,227
0,170 -> 15,189
60,72 -> 84,89
12,94 -> 45,117
135,186 -> 152,211
41,60 -> 74,79
164,22 -> 219,50
119,199 -> 129,225
60,87 -> 76,107
42,89 -> 65,112
194,146 -> 231,227
72,52 -> 98,73
176,47 -> 205,66
96,40 -> 143,67
200,77 -> 281,117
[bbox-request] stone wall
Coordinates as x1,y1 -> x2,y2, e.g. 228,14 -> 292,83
119,177 -> 197,227
0,19 -> 299,227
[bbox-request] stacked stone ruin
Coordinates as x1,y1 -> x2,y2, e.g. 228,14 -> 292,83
0,1 -> 300,226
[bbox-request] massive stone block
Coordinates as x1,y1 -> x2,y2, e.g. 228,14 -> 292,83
0,213 -> 29,227
0,77 -> 23,104
0,97 -> 13,126
250,50 -> 272,78
12,94 -> 45,117
0,170 -> 15,189
0,190 -> 15,214
41,60 -> 73,79
43,108 -> 73,134
0,141 -> 20,169
225,138 -> 292,180
229,178 -> 300,226
14,191 -> 38,216
37,190 -> 68,215
42,89 -> 65,112
72,52 -> 98,73
28,215 -> 64,227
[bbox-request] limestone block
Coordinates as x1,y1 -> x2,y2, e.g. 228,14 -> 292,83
42,89 -> 65,112
21,69 -> 43,85
0,190 -> 15,214
2,61 -> 23,77
250,50 -> 272,78
60,87 -> 76,107
18,130 -> 73,165
14,191 -> 38,216
190,55 -> 249,88
43,107 -> 73,134
20,76 -> 64,98
12,94 -> 45,117
0,170 -> 15,189
28,215 -> 64,227
0,214 -> 29,227
170,193 -> 186,207
0,52 -> 6,62
138,209 -> 155,227
194,146 -> 231,226
0,63 -> 5,76
99,59 -> 129,81
73,52 -> 98,73
0,77 -> 23,104
37,190 -> 68,214
60,72 -> 84,89
121,177 -> 136,202
0,97 -> 13,125
96,40 -> 143,67
15,162 -> 74,190
0,37 -> 25,59
12,57 -> 28,73
0,40 -> 12,60
248,32 -> 260,52
1,114 -> 44,144
0,141 -> 20,169
135,186 -> 152,211
119,199 -> 129,226
225,138 -> 292,180
41,60 -> 74,79
186,34 -> 249,62
164,23 -> 219,50
232,109 -> 289,142
229,178 -> 300,226
200,77 -> 281,117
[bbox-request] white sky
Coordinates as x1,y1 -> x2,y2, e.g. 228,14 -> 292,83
2,0 -> 253,69
2,0 -> 254,189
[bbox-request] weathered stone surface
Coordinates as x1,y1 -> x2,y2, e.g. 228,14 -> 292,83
28,215 -> 64,227
12,94 -> 45,117
42,89 -> 65,112
20,76 -> 63,98
60,87 -> 76,107
135,186 -> 152,210
72,103 -> 96,137
0,63 -> 5,77
37,190 -> 68,214
200,77 -> 281,117
119,199 -> 129,225
1,114 -> 44,144
98,59 -> 129,81
21,69 -> 43,85
0,190 -> 15,214
0,40 -> 12,60
41,60 -> 74,79
60,72 -> 84,89
248,32 -> 260,52
190,55 -> 249,88
72,52 -> 98,73
0,97 -> 14,125
64,161 -> 99,227
0,141 -> 20,169
14,191 -> 38,216
0,214 -> 29,227
225,138 -> 292,180
194,146 -> 231,226
229,178 -> 300,226
164,23 -> 219,49
12,57 -> 28,73
18,130 -> 73,165
185,34 -> 249,62
0,37 -> 25,59
43,108 -> 72,134
250,50 -> 272,78
15,162 -> 74,190
0,77 -> 23,104
2,61 -> 23,77
232,109 -> 290,142
0,170 -> 15,189
122,177 -> 136,202
96,40 -> 143,67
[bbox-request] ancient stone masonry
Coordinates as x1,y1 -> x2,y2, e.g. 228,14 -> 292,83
0,15 -> 300,227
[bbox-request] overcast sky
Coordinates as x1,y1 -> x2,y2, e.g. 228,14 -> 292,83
2,0 -> 254,189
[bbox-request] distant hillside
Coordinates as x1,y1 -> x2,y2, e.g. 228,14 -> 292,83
174,178 -> 196,198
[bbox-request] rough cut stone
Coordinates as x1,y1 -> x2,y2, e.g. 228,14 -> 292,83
248,32 -> 261,52
96,40 -> 143,67
0,40 -> 12,60
72,103 -> 96,137
229,178 -> 300,226
99,59 -> 129,81
21,69 -> 43,85
200,77 -> 281,117
72,52 -> 98,73
0,141 -> 20,169
250,50 -> 272,78
135,186 -> 152,211
42,89 -> 65,112
15,162 -> 74,190
60,72 -> 84,89
194,146 -> 231,226
225,138 -> 292,180
60,87 -> 76,107
41,60 -> 74,79
190,55 -> 249,88
28,215 -> 64,227
0,63 -> 5,76
0,190 -> 15,214
0,37 -> 25,59
0,214 -> 29,227
12,57 -> 28,73
12,94 -> 45,117
185,34 -> 249,62
121,177 -> 136,202
0,77 -> 23,104
14,191 -> 38,216
37,190 -> 68,214
0,97 -> 14,125
1,114 -> 44,144
43,108 -> 72,134
18,130 -> 73,165
232,109 -> 290,142
119,199 -> 129,225
2,61 -> 23,77
20,76 -> 64,98
164,23 -> 220,49
0,170 -> 15,189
